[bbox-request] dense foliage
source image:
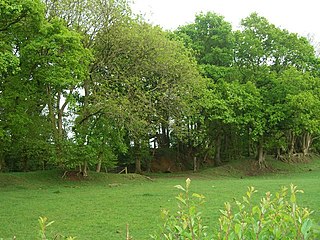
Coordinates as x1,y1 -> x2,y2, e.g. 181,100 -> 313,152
1,0 -> 320,173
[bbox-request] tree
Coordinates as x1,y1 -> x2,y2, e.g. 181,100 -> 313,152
234,13 -> 318,166
44,0 -> 131,43
21,18 -> 92,165
0,0 -> 47,170
175,12 -> 238,166
43,0 -> 134,174
176,12 -> 234,67
0,0 -> 91,171
93,18 -> 202,172
274,68 -> 320,159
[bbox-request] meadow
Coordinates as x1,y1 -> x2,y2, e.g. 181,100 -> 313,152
0,158 -> 319,239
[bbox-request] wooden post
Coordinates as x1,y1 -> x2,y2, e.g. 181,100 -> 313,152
193,157 -> 197,172
118,167 -> 128,174
126,224 -> 130,240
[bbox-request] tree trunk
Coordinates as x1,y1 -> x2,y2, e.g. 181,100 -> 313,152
302,132 -> 312,157
247,127 -> 251,157
275,147 -> 281,160
47,86 -> 61,163
193,157 -> 197,172
57,92 -> 63,139
47,87 -> 71,165
47,86 -> 57,137
135,158 -> 142,174
288,131 -> 295,160
160,124 -> 170,148
214,132 -> 222,166
82,161 -> 88,177
257,137 -> 266,169
96,159 -> 102,173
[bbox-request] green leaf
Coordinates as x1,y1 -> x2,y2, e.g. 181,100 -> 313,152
192,193 -> 205,200
234,223 -> 242,237
174,185 -> 186,192
301,219 -> 313,239
175,195 -> 186,205
252,205 -> 261,217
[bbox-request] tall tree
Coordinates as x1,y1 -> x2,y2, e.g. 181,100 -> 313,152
93,19 -> 202,172
234,13 -> 317,166
175,12 -> 238,166
0,0 -> 47,170
43,0 -> 132,174
0,0 -> 91,171
21,18 -> 92,165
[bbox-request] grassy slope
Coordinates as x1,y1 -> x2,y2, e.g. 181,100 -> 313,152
0,157 -> 319,239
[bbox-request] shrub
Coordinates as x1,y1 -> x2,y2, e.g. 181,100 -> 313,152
151,178 -> 209,239
38,216 -> 75,240
217,185 -> 317,240
153,178 -> 319,240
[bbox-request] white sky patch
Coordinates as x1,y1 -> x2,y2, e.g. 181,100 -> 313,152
131,0 -> 320,41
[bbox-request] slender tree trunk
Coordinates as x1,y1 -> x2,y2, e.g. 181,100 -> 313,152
302,132 -> 312,157
56,91 -> 67,140
47,86 -> 62,163
47,86 -> 72,165
96,159 -> 102,173
57,92 -> 63,139
214,132 -> 222,166
79,79 -> 91,175
57,90 -> 70,138
47,86 -> 58,138
133,141 -> 142,174
257,137 -> 266,168
160,124 -> 170,148
288,131 -> 295,160
82,161 -> 88,177
276,147 -> 281,160
135,158 -> 142,174
247,127 -> 251,157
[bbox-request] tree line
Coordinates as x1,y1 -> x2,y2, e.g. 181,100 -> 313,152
1,0 -> 320,174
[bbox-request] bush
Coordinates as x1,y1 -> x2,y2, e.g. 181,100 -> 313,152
151,178 -> 208,239
38,216 -> 75,240
153,179 -> 319,239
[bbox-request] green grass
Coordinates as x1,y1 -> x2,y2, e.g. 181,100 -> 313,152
0,158 -> 320,239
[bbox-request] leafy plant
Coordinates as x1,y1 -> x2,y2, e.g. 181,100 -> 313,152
151,178 -> 209,239
154,179 -> 319,239
38,217 -> 75,240
217,184 -> 318,240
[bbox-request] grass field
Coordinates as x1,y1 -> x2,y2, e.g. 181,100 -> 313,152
0,157 -> 319,239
